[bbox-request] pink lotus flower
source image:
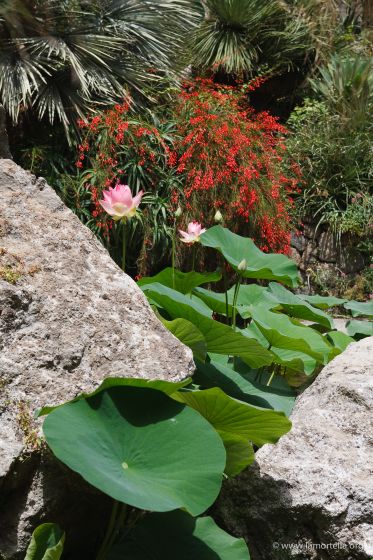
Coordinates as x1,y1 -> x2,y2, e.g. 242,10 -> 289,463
179,221 -> 206,244
99,184 -> 143,220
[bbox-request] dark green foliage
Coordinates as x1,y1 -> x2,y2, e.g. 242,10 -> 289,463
109,510 -> 250,559
286,55 -> 373,257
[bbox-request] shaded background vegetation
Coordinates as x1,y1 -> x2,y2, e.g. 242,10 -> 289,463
0,0 -> 372,293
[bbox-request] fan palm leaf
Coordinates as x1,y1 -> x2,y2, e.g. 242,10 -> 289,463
191,0 -> 312,76
0,0 -> 201,136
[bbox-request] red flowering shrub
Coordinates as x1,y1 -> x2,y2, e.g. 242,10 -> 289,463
75,103 -> 182,272
170,79 -> 299,253
75,79 -> 299,273
77,102 -> 178,227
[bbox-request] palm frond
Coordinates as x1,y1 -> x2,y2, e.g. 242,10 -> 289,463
0,0 -> 201,136
190,0 -> 312,76
309,54 -> 373,119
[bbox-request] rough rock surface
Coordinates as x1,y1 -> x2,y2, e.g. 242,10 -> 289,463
216,337 -> 373,560
291,222 -> 366,277
0,159 -> 193,559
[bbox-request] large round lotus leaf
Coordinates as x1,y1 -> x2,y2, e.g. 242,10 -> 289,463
344,299 -> 373,318
138,267 -> 221,294
37,377 -> 191,417
43,387 -> 226,516
108,510 -> 250,559
200,225 -> 299,287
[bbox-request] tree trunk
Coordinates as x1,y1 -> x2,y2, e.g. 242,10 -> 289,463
362,0 -> 373,26
0,105 -> 12,159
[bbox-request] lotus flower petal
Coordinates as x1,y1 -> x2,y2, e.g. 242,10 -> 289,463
110,184 -> 133,207
132,190 -> 144,209
99,200 -> 117,216
99,184 -> 143,220
179,221 -> 206,244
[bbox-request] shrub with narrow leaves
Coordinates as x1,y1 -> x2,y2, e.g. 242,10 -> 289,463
170,79 -> 300,254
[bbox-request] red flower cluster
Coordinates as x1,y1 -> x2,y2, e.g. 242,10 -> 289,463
75,101 -> 172,237
74,79 -> 301,261
170,78 -> 299,253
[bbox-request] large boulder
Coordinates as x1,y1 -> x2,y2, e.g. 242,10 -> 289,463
0,160 -> 193,559
216,337 -> 373,560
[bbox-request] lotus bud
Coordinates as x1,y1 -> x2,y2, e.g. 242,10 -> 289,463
214,210 -> 223,223
237,259 -> 247,271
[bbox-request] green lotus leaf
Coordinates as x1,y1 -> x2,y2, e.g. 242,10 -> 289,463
250,306 -> 336,364
142,281 -> 213,317
141,283 -> 273,368
297,294 -> 347,309
233,284 -> 278,318
25,523 -> 65,560
222,433 -> 256,476
244,321 -> 318,375
193,287 -> 234,316
194,279 -> 332,329
138,267 -> 221,294
344,300 -> 373,318
346,319 -> 373,339
108,510 -> 250,559
172,387 -> 291,475
270,346 -> 318,376
267,282 -> 334,328
37,377 -> 191,417
160,317 -> 207,361
193,284 -> 276,318
43,387 -> 226,516
327,330 -> 354,351
194,358 -> 296,416
200,226 -> 299,287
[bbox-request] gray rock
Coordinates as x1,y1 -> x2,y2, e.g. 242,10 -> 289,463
317,230 -> 365,272
216,337 -> 373,560
338,247 -> 365,274
303,224 -> 321,240
0,160 -> 193,559
291,233 -> 307,253
299,241 -> 318,270
289,247 -> 301,266
318,231 -> 339,263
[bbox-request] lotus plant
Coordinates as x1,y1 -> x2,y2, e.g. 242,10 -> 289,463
179,221 -> 206,273
179,221 -> 206,244
99,184 -> 143,272
171,207 -> 183,290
